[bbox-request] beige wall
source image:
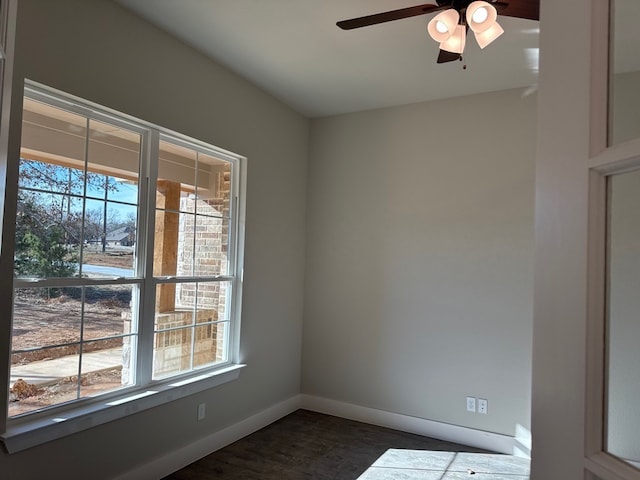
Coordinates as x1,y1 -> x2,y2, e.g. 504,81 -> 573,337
303,88 -> 536,437
0,0 -> 308,477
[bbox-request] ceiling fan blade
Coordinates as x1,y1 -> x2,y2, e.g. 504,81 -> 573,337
437,49 -> 462,63
493,0 -> 539,21
337,3 -> 448,30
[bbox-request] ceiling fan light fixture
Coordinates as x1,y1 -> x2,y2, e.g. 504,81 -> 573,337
466,1 -> 498,33
439,24 -> 466,54
427,9 -> 459,43
474,21 -> 504,48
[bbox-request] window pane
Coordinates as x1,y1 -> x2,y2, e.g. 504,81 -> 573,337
153,327 -> 192,379
152,281 -> 230,378
9,345 -> 80,417
86,175 -> 140,204
193,281 -> 231,321
195,154 -> 231,220
83,284 -> 135,340
18,159 -> 85,196
87,119 -> 140,199
158,141 -> 231,218
194,322 -> 228,367
610,0 -> 640,146
82,200 -> 137,276
82,284 -> 137,389
79,339 -> 132,398
156,141 -> 232,278
152,322 -> 227,377
11,287 -> 83,358
17,102 -> 141,283
21,98 -> 87,174
606,170 -> 640,470
154,283 -> 194,329
158,140 -> 196,194
15,190 -> 81,279
155,210 -> 230,278
10,287 -> 83,417
194,216 -> 229,277
9,284 -> 137,416
82,118 -> 140,276
154,207 -> 190,277
153,281 -> 195,378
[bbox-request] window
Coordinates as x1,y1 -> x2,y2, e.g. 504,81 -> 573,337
4,83 -> 245,441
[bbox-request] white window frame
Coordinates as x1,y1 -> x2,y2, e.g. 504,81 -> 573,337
0,80 -> 246,453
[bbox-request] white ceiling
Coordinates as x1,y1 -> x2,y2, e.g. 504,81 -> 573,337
114,0 -> 541,117
112,2 -> 547,118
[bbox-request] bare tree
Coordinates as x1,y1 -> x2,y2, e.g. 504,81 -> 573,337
15,159 -> 125,277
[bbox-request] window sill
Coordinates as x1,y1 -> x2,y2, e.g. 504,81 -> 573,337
2,363 -> 245,453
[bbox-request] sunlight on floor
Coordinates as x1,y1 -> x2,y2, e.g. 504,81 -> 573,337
356,450 -> 530,479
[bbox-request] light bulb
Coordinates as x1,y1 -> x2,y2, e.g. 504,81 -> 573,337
472,7 -> 488,24
436,21 -> 448,34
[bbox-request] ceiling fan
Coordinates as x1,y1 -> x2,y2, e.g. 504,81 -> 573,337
337,0 -> 539,64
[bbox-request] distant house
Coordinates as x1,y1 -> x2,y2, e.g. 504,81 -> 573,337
105,226 -> 135,247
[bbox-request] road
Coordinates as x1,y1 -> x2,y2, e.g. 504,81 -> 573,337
81,264 -> 134,277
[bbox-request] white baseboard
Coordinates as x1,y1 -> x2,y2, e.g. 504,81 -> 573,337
114,395 -> 303,480
116,394 -> 525,480
300,394 -> 523,457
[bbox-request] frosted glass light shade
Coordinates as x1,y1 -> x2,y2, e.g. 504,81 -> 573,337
474,21 -> 504,48
427,9 -> 460,43
440,24 -> 466,54
466,1 -> 498,33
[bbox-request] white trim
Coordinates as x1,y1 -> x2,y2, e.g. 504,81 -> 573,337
299,395 -> 522,457
113,394 -> 303,480
3,364 -> 245,453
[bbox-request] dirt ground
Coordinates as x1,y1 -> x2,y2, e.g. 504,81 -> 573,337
11,288 -> 129,364
9,259 -> 133,417
9,288 -> 128,416
82,249 -> 134,268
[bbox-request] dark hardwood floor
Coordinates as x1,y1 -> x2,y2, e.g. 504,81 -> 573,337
162,409 -> 495,480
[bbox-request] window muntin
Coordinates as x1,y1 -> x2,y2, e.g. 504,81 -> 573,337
8,86 -> 242,420
152,139 -> 233,379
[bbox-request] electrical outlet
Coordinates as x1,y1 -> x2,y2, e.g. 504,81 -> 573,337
466,396 -> 476,412
197,402 -> 206,421
478,398 -> 488,414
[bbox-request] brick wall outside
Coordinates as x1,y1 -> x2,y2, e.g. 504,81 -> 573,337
150,169 -> 231,377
